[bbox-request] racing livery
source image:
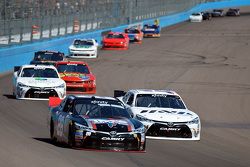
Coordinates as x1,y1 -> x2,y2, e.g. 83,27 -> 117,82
115,89 -> 201,140
124,27 -> 143,43
30,50 -> 65,65
102,32 -> 129,50
13,65 -> 66,100
49,95 -> 146,151
68,39 -> 98,58
142,24 -> 160,38
55,61 -> 96,94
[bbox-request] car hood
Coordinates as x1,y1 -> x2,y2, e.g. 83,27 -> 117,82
69,45 -> 95,50
103,38 -> 125,43
81,117 -> 141,132
59,73 -> 95,81
17,77 -> 65,87
132,107 -> 198,122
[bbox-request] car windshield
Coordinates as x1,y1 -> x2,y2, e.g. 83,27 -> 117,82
21,67 -> 59,78
125,29 -> 140,34
74,99 -> 131,118
34,52 -> 63,61
192,13 -> 201,16
106,34 -> 124,39
57,64 -> 90,74
135,94 -> 186,109
74,40 -> 94,46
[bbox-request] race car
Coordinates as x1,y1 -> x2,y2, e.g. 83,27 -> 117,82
48,95 -> 146,151
124,27 -> 143,43
68,39 -> 98,58
142,24 -> 160,38
226,8 -> 240,16
189,13 -> 203,22
201,11 -> 212,20
13,65 -> 66,100
211,9 -> 224,17
102,32 -> 129,50
114,89 -> 201,140
30,50 -> 65,66
55,61 -> 96,94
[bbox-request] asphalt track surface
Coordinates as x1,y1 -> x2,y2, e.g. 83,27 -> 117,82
1,8 -> 250,167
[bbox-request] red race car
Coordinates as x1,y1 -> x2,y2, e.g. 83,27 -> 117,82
55,61 -> 96,94
124,27 -> 143,44
102,32 -> 129,50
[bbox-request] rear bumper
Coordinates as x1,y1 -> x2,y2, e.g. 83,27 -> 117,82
102,43 -> 128,50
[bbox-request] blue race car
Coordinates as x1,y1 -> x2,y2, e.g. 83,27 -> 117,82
142,24 -> 161,38
48,95 -> 146,151
124,27 -> 143,43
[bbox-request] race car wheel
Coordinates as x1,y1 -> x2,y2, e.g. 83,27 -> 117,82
50,119 -> 57,144
140,142 -> 146,151
68,124 -> 76,148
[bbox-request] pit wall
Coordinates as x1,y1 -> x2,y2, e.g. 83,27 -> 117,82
0,0 -> 249,73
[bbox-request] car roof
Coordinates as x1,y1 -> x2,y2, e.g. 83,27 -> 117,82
108,32 -> 125,35
68,95 -> 118,101
128,89 -> 179,96
74,39 -> 94,41
35,50 -> 62,54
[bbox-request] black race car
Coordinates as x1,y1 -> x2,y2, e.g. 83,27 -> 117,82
211,9 -> 224,17
202,12 -> 212,20
30,50 -> 64,65
226,8 -> 240,16
49,95 -> 146,151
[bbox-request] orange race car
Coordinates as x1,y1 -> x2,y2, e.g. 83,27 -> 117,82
124,27 -> 143,43
102,32 -> 129,50
55,61 -> 96,94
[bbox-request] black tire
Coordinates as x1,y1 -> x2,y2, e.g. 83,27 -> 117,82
50,119 -> 57,144
68,124 -> 76,148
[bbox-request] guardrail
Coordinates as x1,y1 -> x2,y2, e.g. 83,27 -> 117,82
0,0 -> 249,74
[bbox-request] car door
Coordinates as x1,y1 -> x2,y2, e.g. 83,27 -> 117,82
56,98 -> 73,142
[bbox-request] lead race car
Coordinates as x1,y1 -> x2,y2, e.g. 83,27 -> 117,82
48,95 -> 146,151
115,89 -> 201,140
13,65 -> 66,100
142,24 -> 161,38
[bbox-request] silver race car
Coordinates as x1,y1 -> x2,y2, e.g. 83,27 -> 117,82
115,89 -> 201,140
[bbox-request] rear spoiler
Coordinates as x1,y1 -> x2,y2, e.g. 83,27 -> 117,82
114,90 -> 126,98
49,97 -> 62,108
14,66 -> 21,72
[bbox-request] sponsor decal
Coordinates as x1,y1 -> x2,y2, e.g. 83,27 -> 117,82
35,78 -> 47,81
101,137 -> 125,141
34,91 -> 49,94
107,121 -> 117,128
91,100 -> 108,104
160,127 -> 181,131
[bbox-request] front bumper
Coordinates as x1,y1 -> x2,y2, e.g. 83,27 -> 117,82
66,82 -> 96,94
68,50 -> 97,58
74,130 -> 145,151
16,86 -> 66,100
102,42 -> 128,50
144,121 -> 200,140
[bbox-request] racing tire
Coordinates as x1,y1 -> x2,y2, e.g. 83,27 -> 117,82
68,124 -> 76,148
50,119 -> 57,144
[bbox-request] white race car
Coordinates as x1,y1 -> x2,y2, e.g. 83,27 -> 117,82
115,89 -> 201,140
68,39 -> 98,58
13,65 -> 66,100
189,13 -> 203,22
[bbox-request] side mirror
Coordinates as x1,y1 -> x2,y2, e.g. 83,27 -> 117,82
14,66 -> 20,72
